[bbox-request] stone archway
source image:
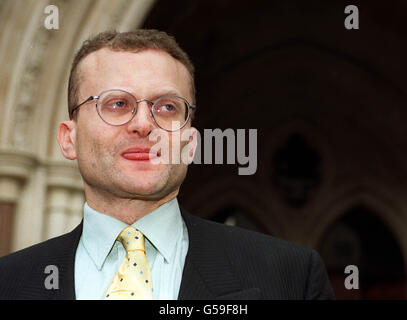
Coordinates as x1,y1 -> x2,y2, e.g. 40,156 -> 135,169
0,0 -> 156,253
318,205 -> 406,299
305,188 -> 407,298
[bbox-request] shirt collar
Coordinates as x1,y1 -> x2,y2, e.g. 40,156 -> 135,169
81,197 -> 183,270
132,197 -> 182,264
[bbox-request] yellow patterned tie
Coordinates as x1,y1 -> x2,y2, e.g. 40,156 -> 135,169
105,226 -> 153,299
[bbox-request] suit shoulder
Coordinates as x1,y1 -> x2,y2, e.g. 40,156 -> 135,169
1,234 -> 62,268
184,213 -> 328,280
184,214 -> 333,299
0,224 -> 82,299
188,213 -> 313,256
0,224 -> 81,271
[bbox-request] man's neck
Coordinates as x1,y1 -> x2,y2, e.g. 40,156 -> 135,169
84,188 -> 179,225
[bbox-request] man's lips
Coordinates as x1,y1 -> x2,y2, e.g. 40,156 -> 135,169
121,147 -> 160,161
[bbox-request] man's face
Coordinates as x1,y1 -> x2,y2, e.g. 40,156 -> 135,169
61,48 -> 197,201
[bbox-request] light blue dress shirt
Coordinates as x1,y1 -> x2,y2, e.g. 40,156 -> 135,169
74,197 -> 189,300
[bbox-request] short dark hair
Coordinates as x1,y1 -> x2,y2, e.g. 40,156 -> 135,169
68,29 -> 195,120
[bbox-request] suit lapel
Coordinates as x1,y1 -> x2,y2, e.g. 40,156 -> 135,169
57,221 -> 83,299
178,208 -> 261,300
40,222 -> 83,299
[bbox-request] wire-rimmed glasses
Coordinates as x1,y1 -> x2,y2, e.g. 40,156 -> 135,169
70,89 -> 196,132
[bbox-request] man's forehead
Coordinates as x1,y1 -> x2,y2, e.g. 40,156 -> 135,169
79,48 -> 185,75
77,48 -> 191,100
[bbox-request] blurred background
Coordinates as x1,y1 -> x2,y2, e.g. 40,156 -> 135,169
0,0 -> 406,299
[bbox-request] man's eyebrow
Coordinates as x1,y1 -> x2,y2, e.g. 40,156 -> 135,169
147,90 -> 187,101
118,87 -> 187,100
152,90 -> 183,97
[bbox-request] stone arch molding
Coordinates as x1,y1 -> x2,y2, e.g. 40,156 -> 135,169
306,187 -> 407,272
0,0 -> 156,252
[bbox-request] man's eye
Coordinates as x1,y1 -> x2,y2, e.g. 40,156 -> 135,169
113,101 -> 126,108
155,103 -> 176,113
162,104 -> 175,111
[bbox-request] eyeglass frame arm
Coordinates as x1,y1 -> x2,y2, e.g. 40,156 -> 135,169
70,96 -> 98,119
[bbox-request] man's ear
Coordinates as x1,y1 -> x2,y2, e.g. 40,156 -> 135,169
57,120 -> 77,160
182,126 -> 198,164
189,127 -> 198,160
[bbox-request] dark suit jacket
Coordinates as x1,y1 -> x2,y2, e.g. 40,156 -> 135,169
0,208 -> 334,300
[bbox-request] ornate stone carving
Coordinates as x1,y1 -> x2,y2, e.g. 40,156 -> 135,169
11,0 -> 67,150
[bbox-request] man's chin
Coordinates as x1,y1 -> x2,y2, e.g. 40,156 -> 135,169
115,182 -> 168,199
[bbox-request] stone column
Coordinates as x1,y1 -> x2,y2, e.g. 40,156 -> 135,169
0,177 -> 21,256
45,161 -> 84,240
0,149 -> 40,252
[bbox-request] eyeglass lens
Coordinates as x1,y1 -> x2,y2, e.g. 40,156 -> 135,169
97,90 -> 189,130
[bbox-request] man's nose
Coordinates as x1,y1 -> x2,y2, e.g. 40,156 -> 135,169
126,100 -> 156,137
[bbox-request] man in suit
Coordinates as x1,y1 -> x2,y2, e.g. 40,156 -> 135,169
0,30 -> 334,300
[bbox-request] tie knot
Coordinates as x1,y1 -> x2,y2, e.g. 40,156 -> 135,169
117,226 -> 145,252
